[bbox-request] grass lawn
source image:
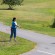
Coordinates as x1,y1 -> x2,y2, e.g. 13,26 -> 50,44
0,0 -> 55,36
0,32 -> 35,55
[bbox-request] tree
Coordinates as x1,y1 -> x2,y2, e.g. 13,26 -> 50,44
51,18 -> 55,28
2,0 -> 24,9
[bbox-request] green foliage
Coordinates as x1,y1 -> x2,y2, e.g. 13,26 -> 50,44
3,0 -> 23,5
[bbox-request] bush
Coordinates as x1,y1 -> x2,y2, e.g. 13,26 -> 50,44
51,18 -> 55,28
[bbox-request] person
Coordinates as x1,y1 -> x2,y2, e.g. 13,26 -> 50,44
10,17 -> 19,41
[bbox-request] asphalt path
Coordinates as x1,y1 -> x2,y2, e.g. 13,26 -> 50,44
0,23 -> 55,55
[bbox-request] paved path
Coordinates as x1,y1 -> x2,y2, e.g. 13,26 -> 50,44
0,23 -> 55,55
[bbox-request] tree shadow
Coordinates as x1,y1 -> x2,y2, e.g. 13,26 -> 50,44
0,8 -> 14,10
0,40 -> 10,42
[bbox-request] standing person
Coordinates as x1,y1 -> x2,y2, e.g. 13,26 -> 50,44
10,17 -> 19,41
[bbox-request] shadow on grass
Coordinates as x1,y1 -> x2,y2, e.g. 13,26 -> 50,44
0,8 -> 14,10
0,40 -> 10,42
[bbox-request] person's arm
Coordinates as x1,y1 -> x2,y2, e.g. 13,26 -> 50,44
17,25 -> 19,27
15,22 -> 20,28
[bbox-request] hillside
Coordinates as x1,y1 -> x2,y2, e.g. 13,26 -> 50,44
0,0 -> 55,36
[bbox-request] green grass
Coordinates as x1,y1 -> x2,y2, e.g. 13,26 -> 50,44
24,0 -> 55,4
0,0 -> 55,36
0,32 -> 35,55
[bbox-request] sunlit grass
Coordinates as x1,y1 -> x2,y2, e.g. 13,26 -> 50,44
0,32 -> 35,55
0,0 -> 55,36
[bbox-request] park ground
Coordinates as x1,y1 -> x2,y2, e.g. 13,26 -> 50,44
0,31 -> 35,55
0,0 -> 55,55
0,23 -> 55,55
0,0 -> 55,36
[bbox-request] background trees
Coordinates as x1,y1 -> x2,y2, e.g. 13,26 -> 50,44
2,0 -> 24,9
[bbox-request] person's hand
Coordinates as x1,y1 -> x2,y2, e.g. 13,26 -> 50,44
16,25 -> 19,27
17,25 -> 21,28
19,26 -> 21,28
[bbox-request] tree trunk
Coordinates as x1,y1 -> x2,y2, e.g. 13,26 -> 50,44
8,5 -> 13,10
